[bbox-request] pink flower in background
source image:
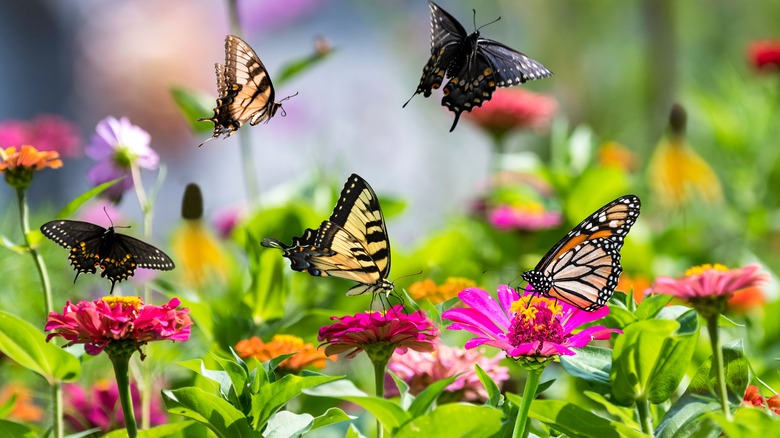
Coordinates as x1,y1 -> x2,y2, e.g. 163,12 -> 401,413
77,199 -> 126,228
45,296 -> 192,357
385,344 -> 509,402
0,115 -> 81,157
64,380 -> 166,433
463,88 -> 557,138
318,306 -> 440,360
488,203 -> 562,231
213,205 -> 246,239
748,40 -> 780,71
443,285 -> 619,362
650,264 -> 769,302
239,0 -> 330,33
86,116 -> 157,200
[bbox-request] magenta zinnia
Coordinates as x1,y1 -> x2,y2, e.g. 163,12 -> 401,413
443,285 -> 620,365
318,305 -> 439,364
45,296 -> 192,357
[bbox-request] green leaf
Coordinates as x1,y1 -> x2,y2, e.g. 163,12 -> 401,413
171,86 -> 218,133
687,339 -> 749,405
645,310 -> 699,403
407,374 -> 459,418
561,346 -> 613,386
251,373 -> 343,429
713,407 -> 780,435
583,391 -> 638,427
245,232 -> 287,322
0,310 -> 81,383
634,294 -> 674,320
54,177 -> 126,219
103,421 -> 197,437
474,363 -> 502,408
275,47 -> 333,86
212,354 -> 250,409
162,388 -> 259,437
265,407 -> 353,438
0,420 -> 36,438
526,399 -> 649,438
262,353 -> 297,380
345,423 -> 366,438
310,407 -> 354,431
387,370 -> 414,410
304,380 -> 410,431
395,403 -> 503,438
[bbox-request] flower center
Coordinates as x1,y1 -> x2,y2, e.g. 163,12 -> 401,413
507,297 -> 567,353
113,145 -> 136,168
685,263 -> 729,277
102,296 -> 142,310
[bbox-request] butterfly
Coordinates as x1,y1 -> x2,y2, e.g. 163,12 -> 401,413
521,195 -> 641,311
404,1 -> 552,132
40,220 -> 175,294
198,35 -> 296,147
261,174 -> 394,297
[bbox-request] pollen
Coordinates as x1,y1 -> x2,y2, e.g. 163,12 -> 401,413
685,263 -> 729,277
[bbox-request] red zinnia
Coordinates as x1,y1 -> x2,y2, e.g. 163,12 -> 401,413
463,88 -> 557,138
748,40 -> 780,71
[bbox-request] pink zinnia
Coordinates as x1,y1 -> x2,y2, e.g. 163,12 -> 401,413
385,344 -> 509,403
318,306 -> 439,362
748,40 -> 780,71
64,380 -> 166,433
442,285 -> 620,365
488,203 -> 562,231
45,296 -> 192,357
0,114 -> 81,157
463,88 -> 557,137
650,264 -> 769,302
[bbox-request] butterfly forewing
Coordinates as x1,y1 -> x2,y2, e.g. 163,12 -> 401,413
478,40 -> 553,86
522,195 -> 641,311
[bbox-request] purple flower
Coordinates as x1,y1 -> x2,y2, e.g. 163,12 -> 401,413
86,116 -> 158,199
442,285 -> 620,363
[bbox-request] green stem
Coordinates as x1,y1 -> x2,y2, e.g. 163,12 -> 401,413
373,358 -> 389,438
513,369 -> 542,438
636,396 -> 654,435
490,134 -> 508,174
706,313 -> 732,420
111,354 -> 138,438
16,188 -> 62,438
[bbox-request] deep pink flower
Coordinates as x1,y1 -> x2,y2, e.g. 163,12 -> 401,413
0,115 -> 81,157
64,380 -> 166,433
463,88 -> 557,137
488,203 -> 562,231
650,264 -> 769,302
318,306 -> 439,360
748,40 -> 780,71
213,205 -> 246,239
385,343 -> 509,403
85,116 -> 158,199
45,296 -> 192,357
442,285 -> 620,360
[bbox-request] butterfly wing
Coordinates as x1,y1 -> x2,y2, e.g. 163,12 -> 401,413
522,195 -> 641,311
199,35 -> 279,143
477,39 -> 552,87
404,2 -> 468,106
41,220 -> 105,276
261,228 -> 321,273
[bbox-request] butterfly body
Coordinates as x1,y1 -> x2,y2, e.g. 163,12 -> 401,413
522,195 -> 641,311
41,220 -> 175,294
405,2 -> 552,131
262,174 -> 394,297
199,35 -> 290,146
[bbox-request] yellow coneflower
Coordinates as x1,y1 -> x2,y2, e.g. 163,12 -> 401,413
649,104 -> 722,209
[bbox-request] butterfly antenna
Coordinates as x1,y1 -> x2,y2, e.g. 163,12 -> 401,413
476,15 -> 502,33
103,207 -> 114,228
473,9 -> 477,31
390,270 -> 423,284
279,91 -> 299,103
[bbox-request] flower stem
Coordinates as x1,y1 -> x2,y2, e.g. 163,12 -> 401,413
373,358 -> 389,438
706,313 -> 732,420
111,354 -> 138,438
16,188 -> 62,438
636,396 -> 654,435
513,369 -> 542,438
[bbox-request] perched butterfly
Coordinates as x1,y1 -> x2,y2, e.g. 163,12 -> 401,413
404,1 -> 552,132
198,35 -> 296,146
261,174 -> 394,297
521,195 -> 641,311
40,220 -> 175,294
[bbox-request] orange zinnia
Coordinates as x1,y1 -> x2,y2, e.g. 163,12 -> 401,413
236,335 -> 334,373
1,145 -> 62,189
409,277 -> 477,303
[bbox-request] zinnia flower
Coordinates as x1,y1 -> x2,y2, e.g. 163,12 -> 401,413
442,285 -> 620,367
213,205 -> 246,239
649,264 -> 769,318
742,385 -> 780,415
597,141 -> 636,172
488,203 -> 562,231
463,88 -> 557,140
649,104 -> 722,209
748,40 -> 780,71
385,344 -> 509,403
45,296 -> 192,358
85,116 -> 158,200
408,277 -> 477,303
0,145 -> 62,189
236,335 -> 335,373
63,380 -> 166,433
0,384 -> 44,422
0,114 -> 81,157
318,306 -> 439,364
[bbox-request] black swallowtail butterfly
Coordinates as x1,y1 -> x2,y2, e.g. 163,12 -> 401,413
404,1 -> 553,131
40,220 -> 175,294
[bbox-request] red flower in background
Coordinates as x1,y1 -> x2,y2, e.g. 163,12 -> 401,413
748,40 -> 780,71
463,88 -> 557,138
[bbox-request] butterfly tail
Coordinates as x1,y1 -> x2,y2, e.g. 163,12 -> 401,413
260,237 -> 289,250
403,92 -> 418,108
449,111 -> 462,132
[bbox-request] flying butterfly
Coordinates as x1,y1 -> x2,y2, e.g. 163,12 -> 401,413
40,219 -> 175,294
404,1 -> 553,132
261,174 -> 394,297
521,195 -> 641,311
198,35 -> 296,146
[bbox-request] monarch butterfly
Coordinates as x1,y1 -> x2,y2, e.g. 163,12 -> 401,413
40,220 -> 175,294
521,195 -> 641,311
261,174 -> 394,296
198,35 -> 296,147
404,1 -> 552,132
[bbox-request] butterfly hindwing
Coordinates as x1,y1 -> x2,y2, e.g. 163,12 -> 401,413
522,195 -> 641,311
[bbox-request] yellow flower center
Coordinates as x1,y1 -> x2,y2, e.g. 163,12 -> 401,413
102,296 -> 143,309
510,296 -> 562,318
685,263 -> 729,277
272,334 -> 305,348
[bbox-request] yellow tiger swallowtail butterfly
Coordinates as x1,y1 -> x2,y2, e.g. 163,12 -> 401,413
262,174 -> 394,296
198,35 -> 296,147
